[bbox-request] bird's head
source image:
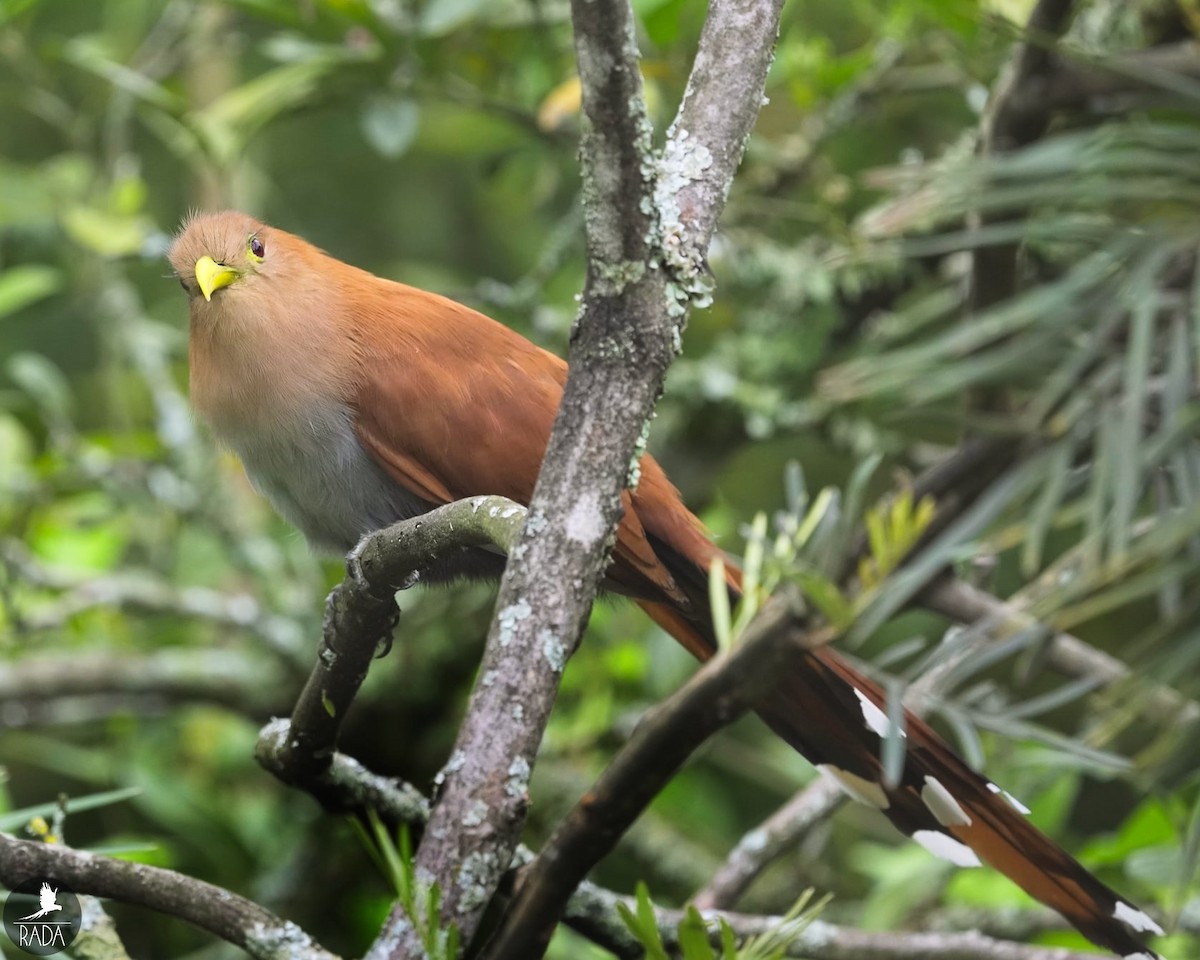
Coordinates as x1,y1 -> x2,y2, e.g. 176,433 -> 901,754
168,210 -> 277,305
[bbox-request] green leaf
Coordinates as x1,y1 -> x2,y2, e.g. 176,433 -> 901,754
0,265 -> 62,319
0,414 -> 33,494
62,206 -> 149,256
419,0 -> 488,35
677,906 -> 716,960
61,36 -> 182,111
708,556 -> 732,652
1021,437 -> 1072,576
193,53 -> 370,161
0,0 -> 45,26
617,883 -> 671,959
7,351 -> 72,420
793,569 -> 854,628
0,787 -> 143,832
361,96 -> 420,159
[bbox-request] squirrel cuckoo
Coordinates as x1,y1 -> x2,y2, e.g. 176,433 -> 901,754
169,211 -> 1162,959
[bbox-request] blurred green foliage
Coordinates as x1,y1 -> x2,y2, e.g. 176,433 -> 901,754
0,0 -> 1197,957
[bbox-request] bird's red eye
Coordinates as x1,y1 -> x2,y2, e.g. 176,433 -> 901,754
250,236 -> 265,259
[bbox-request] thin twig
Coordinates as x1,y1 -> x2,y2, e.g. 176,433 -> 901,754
76,895 -> 134,960
1,539 -> 303,655
565,880 -> 1109,960
1038,40 -> 1200,110
922,574 -> 1200,726
0,650 -> 291,724
692,777 -> 842,911
258,720 -> 1101,960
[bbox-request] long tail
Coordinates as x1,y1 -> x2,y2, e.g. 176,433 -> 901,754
637,548 -> 1163,959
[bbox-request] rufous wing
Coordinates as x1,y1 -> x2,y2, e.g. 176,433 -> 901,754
343,275 -> 693,606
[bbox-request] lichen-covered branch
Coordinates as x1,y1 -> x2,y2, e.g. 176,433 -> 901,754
256,726 -> 1101,960
484,600 -> 823,959
385,1 -> 667,943
266,496 -> 525,787
382,0 -> 785,952
0,836 -> 339,960
257,719 -> 431,822
667,0 -> 787,251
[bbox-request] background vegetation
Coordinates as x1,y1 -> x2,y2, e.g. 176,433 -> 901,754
1,0 -> 1198,957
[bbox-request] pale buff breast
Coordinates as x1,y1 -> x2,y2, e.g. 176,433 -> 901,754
187,285 -> 428,552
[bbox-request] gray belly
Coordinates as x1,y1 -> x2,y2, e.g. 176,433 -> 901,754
222,406 -> 510,583
227,408 -> 427,554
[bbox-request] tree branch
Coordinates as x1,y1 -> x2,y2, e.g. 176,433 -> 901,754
385,0 -> 784,952
265,496 -> 524,788
692,776 -> 842,911
921,574 -> 1200,726
0,836 -> 339,960
259,710 -> 1099,960
1037,40 -> 1200,111
1,539 -> 303,655
668,0 -> 786,251
564,881 -> 1109,960
0,650 -> 291,725
484,600 -> 825,959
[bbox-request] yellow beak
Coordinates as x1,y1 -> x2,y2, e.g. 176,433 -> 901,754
194,255 -> 240,302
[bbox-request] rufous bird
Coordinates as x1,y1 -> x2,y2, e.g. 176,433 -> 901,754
169,211 -> 1162,959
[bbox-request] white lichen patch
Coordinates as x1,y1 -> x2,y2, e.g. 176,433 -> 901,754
541,630 -> 567,672
565,491 -> 603,546
653,129 -> 716,317
627,418 -> 652,489
497,598 -> 532,646
1113,901 -> 1164,935
481,669 -> 497,688
506,756 -> 531,797
921,776 -> 972,827
245,919 -> 319,956
526,509 -> 549,534
912,829 -> 981,867
594,258 -> 647,296
456,850 -> 500,915
462,799 -> 489,828
360,916 -> 412,960
434,749 -> 468,788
